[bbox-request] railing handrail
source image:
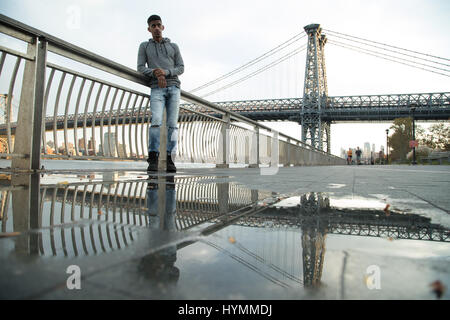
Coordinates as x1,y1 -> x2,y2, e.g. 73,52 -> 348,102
0,13 -> 339,158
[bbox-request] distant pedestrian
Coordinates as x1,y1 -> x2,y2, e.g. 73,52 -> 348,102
347,148 -> 353,165
137,14 -> 184,172
379,150 -> 384,164
355,147 -> 362,165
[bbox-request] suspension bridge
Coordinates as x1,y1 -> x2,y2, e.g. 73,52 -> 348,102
0,15 -> 448,164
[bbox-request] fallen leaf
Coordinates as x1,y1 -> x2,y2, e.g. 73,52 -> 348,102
384,204 -> 391,216
387,237 -> 394,241
57,181 -> 69,185
228,236 -> 236,244
98,210 -> 103,215
363,275 -> 371,286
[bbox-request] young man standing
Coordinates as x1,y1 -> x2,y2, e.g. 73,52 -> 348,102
137,14 -> 184,172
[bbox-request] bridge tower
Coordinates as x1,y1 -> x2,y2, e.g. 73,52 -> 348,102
302,24 -> 330,152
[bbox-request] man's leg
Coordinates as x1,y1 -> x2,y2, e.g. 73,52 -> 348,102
148,88 -> 165,171
165,86 -> 180,172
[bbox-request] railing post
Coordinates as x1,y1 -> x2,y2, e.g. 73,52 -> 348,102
249,126 -> 260,168
233,136 -> 240,163
218,182 -> 229,214
270,131 -> 279,169
286,138 -> 291,167
11,173 -> 40,254
12,36 -> 47,171
251,189 -> 258,203
216,113 -> 230,168
245,135 -> 249,165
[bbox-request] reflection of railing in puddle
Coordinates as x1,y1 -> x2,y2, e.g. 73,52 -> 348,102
0,176 -> 270,257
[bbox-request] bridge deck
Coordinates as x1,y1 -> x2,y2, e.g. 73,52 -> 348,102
0,163 -> 449,299
1,92 -> 449,134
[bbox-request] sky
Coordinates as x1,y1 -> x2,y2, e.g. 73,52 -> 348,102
0,0 -> 449,156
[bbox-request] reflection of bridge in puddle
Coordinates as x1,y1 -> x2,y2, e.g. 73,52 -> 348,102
1,174 -> 449,289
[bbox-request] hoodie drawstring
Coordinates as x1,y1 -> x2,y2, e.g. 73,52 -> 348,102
153,42 -> 159,58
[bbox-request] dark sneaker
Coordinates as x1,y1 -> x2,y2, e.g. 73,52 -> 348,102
147,151 -> 159,172
166,152 -> 176,173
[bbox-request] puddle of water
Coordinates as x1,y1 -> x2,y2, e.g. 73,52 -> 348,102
173,192 -> 450,299
329,196 -> 387,210
0,173 -> 449,299
327,183 -> 346,189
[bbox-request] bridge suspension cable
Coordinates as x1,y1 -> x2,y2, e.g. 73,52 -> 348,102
189,33 -> 307,93
232,239 -> 303,284
201,44 -> 307,98
327,39 -> 450,78
204,239 -> 291,288
323,28 -> 450,65
327,39 -> 450,73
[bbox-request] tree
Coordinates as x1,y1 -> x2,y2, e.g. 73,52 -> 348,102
389,118 -> 424,161
418,122 -> 450,151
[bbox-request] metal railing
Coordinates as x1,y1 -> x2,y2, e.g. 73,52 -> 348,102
0,14 -> 345,171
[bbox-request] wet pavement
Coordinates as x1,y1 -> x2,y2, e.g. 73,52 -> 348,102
0,164 -> 449,299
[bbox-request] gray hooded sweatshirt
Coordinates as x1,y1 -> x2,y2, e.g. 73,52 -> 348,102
137,38 -> 184,89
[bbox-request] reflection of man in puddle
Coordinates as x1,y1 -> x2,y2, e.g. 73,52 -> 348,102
139,176 -> 179,286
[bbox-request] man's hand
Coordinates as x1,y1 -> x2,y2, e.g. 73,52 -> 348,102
153,68 -> 165,78
157,76 -> 167,88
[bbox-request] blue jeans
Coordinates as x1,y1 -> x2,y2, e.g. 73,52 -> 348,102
149,86 -> 180,154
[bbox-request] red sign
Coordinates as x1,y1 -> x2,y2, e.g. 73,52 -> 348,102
409,140 -> 418,148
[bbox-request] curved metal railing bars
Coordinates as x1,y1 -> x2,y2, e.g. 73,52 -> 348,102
0,50 -> 26,157
181,90 -> 336,155
0,14 -> 344,168
7,177 -> 259,256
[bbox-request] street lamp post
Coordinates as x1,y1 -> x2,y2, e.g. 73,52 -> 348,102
410,105 -> 417,165
385,129 -> 389,165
